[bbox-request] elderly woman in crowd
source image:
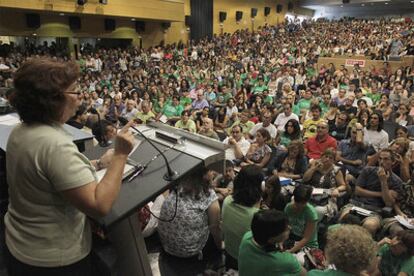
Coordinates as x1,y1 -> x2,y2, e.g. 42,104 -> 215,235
308,225 -> 378,276
271,140 -> 307,180
303,148 -> 348,220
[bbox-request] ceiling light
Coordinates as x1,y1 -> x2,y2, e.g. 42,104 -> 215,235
131,18 -> 136,21
385,2 -> 388,4
361,3 -> 365,6
340,5 -> 343,7
59,13 -> 65,16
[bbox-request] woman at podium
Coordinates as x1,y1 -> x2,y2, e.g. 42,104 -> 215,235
4,58 -> 135,276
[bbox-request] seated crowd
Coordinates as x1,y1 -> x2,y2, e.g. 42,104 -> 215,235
2,16 -> 414,275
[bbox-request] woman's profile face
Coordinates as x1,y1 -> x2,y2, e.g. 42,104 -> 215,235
396,129 -> 408,138
62,82 -> 82,123
256,132 -> 264,144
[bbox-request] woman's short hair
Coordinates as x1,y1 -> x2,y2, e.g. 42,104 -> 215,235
11,58 -> 79,124
179,167 -> 212,200
395,125 -> 408,137
325,225 -> 377,274
257,128 -> 271,142
251,209 -> 288,246
287,140 -> 304,158
391,137 -> 410,156
233,165 -> 263,207
321,148 -> 336,159
92,120 -> 115,143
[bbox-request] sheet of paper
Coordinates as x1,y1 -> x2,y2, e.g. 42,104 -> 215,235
159,115 -> 168,124
312,188 -> 325,195
0,114 -> 20,125
395,215 -> 414,230
96,164 -> 135,182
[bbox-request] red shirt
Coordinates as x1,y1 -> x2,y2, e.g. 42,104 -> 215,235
305,134 -> 337,160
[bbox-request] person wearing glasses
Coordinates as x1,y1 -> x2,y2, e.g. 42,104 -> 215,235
5,58 -> 135,275
223,125 -> 251,162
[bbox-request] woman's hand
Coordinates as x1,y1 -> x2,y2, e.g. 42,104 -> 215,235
331,188 -> 340,198
99,149 -> 114,169
114,125 -> 135,156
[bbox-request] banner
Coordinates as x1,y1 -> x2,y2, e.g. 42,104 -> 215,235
345,59 -> 366,67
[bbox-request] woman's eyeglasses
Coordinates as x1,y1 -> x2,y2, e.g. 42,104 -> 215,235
65,91 -> 82,95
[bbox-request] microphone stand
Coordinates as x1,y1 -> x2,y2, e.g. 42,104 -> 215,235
118,117 -> 179,181
89,107 -> 110,147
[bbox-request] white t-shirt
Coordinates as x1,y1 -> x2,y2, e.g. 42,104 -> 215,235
363,128 -> 389,152
274,112 -> 299,132
223,136 -> 251,160
249,123 -> 278,139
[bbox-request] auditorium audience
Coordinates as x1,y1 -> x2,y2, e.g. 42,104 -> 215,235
2,15 -> 414,275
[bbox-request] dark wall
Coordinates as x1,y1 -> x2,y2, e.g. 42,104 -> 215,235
190,0 -> 213,41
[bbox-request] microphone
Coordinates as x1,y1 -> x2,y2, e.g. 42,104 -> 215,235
118,116 -> 179,181
89,107 -> 110,147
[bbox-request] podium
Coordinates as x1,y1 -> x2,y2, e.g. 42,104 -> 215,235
85,122 -> 226,275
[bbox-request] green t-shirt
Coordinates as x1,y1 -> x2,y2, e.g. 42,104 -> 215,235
238,231 -> 302,276
175,119 -> 196,133
227,120 -> 255,135
378,244 -> 414,276
293,99 -> 311,115
180,96 -> 192,107
284,202 -> 319,248
320,102 -> 329,115
308,269 -> 353,276
366,93 -> 381,105
252,85 -> 268,94
222,196 -> 259,259
162,103 -> 184,118
135,111 -> 155,124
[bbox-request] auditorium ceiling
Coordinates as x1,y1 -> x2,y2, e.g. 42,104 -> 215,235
298,0 -> 414,18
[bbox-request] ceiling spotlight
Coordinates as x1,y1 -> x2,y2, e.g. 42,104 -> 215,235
59,13 -> 65,16
77,0 -> 87,5
131,18 -> 136,21
361,3 -> 365,6
385,2 -> 388,4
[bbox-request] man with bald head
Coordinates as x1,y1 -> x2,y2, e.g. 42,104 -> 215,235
305,121 -> 337,160
135,100 -> 155,124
